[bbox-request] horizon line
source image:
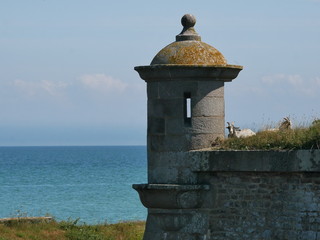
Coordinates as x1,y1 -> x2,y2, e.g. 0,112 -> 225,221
0,144 -> 147,148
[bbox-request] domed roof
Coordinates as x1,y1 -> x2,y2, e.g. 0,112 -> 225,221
151,14 -> 227,66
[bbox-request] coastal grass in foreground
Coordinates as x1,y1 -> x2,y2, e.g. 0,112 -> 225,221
214,120 -> 320,150
0,219 -> 145,240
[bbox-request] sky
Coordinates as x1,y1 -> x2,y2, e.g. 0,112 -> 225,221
0,0 -> 319,146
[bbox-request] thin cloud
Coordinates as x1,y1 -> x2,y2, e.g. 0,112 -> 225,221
13,79 -> 69,97
261,74 -> 302,85
261,74 -> 320,96
80,74 -> 128,93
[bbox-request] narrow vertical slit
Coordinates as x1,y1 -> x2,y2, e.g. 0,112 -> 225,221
186,98 -> 191,118
184,92 -> 192,126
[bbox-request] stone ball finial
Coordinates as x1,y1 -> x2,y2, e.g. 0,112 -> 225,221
181,14 -> 196,28
176,14 -> 201,41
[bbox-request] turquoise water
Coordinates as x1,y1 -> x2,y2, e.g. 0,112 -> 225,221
0,146 -> 147,224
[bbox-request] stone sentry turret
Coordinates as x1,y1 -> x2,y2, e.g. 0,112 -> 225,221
133,14 -> 242,239
136,14 -> 242,154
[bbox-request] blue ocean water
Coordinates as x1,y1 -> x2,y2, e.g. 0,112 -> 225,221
0,146 -> 147,224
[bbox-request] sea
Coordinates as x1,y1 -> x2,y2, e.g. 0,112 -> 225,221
0,146 -> 147,224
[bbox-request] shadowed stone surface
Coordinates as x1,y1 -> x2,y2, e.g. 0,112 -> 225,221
137,150 -> 320,239
191,150 -> 320,172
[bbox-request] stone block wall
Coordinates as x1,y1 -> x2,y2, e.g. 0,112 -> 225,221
147,80 -> 225,153
195,150 -> 320,240
134,150 -> 320,240
200,172 -> 320,240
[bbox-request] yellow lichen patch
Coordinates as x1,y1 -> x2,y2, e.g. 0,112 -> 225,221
151,41 -> 227,65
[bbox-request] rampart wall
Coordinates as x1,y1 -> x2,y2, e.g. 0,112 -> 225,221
135,150 -> 320,240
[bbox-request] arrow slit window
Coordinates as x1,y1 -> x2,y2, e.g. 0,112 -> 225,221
184,92 -> 192,126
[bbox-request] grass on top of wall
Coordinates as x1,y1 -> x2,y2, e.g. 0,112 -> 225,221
0,219 -> 145,240
214,120 -> 320,150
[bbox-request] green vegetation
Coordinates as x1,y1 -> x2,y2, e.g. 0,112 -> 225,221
0,219 -> 145,240
215,120 -> 320,150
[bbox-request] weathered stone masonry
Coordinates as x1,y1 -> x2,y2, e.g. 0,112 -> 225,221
207,172 -> 320,239
195,150 -> 320,240
133,14 -> 320,240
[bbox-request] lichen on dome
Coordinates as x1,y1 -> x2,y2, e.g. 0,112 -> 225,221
151,41 -> 227,65
151,14 -> 227,66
